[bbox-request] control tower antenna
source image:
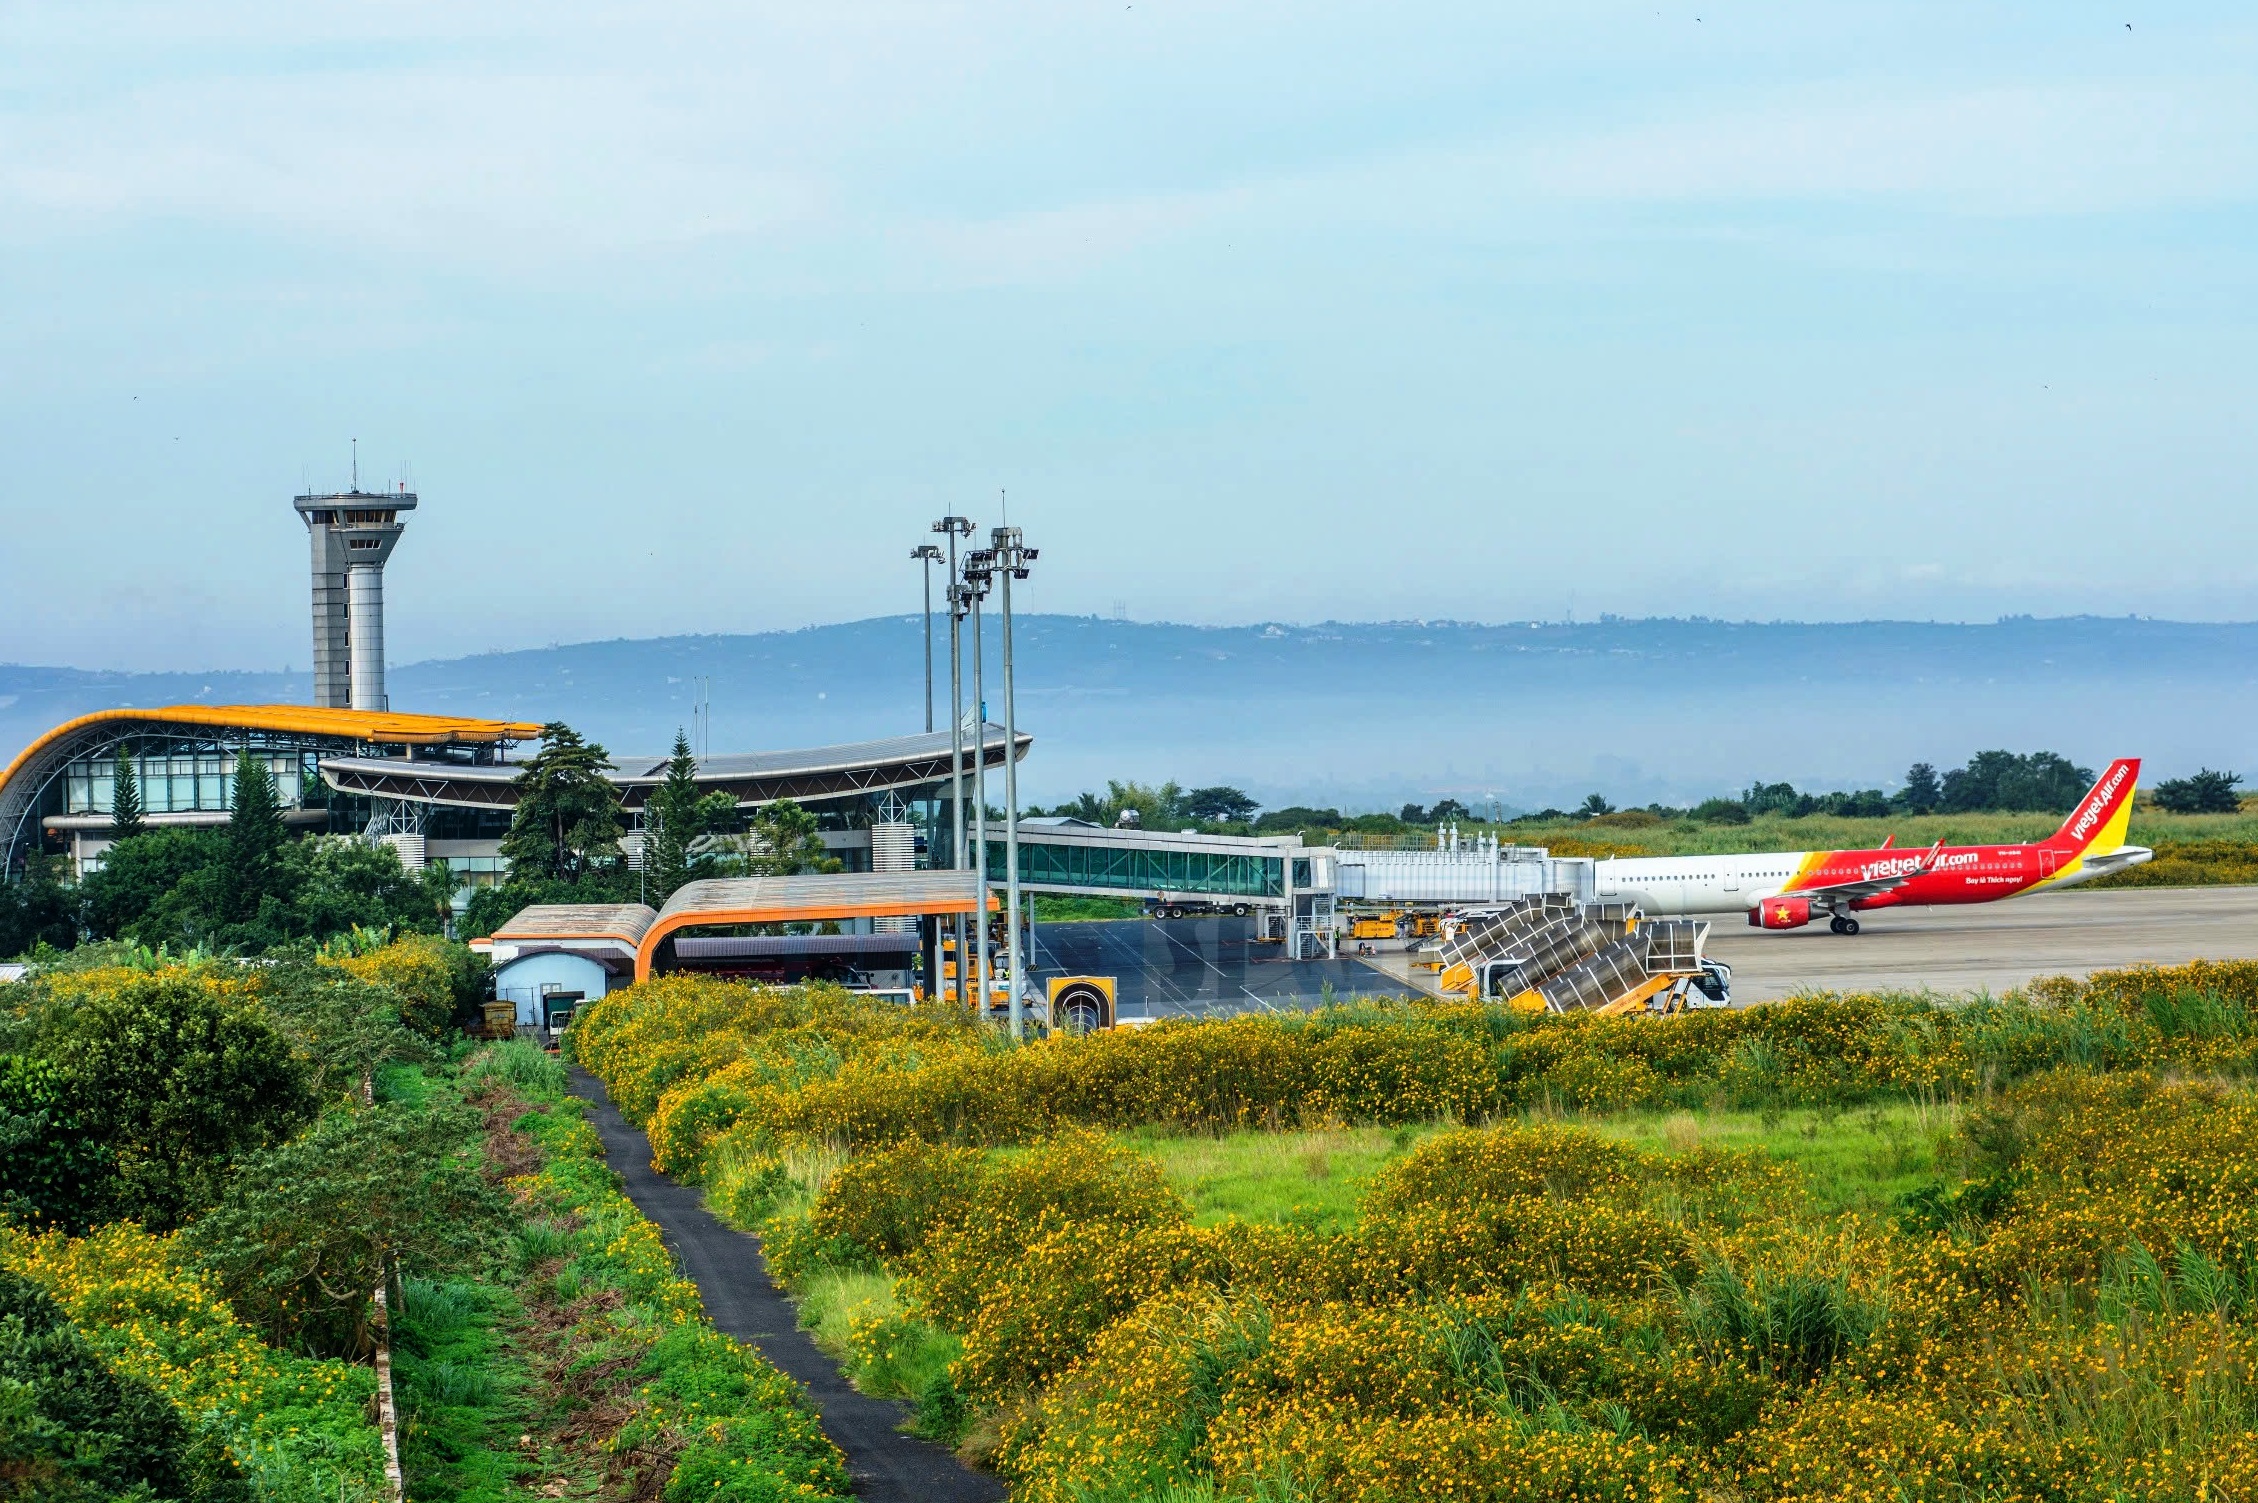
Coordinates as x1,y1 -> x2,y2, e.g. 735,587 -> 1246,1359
294,461 -> 416,711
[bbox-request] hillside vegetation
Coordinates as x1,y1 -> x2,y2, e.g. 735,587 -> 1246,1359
574,962 -> 2258,1503
0,943 -> 846,1503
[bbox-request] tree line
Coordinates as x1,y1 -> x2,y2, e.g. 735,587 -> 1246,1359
1026,750 -> 2245,841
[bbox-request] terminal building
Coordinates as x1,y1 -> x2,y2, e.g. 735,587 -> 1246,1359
1,478 -> 1620,1009
0,481 -> 1030,886
0,704 -> 1026,887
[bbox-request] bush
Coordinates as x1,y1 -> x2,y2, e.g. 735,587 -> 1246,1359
1,1221 -> 384,1503
181,1103 -> 511,1356
328,933 -> 481,1038
1691,798 -> 1750,824
36,973 -> 316,1231
0,1054 -> 113,1232
1362,1126 -> 1639,1216
810,1139 -> 987,1261
245,959 -> 434,1105
0,1265 -> 219,1503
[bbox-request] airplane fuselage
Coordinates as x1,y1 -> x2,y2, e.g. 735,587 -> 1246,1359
1592,842 -> 2139,919
1582,758 -> 2149,933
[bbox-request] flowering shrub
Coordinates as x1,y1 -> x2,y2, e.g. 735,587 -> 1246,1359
808,1138 -> 987,1260
580,960 -> 2258,1503
325,930 -> 473,1038
0,1221 -> 385,1503
588,964 -> 2258,1177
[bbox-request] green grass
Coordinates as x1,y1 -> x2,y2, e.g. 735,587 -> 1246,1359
790,1264 -> 963,1437
794,1267 -> 899,1358
392,1276 -> 528,1503
1578,1101 -> 1963,1217
1030,895 -> 1147,922
1117,1102 -> 1965,1230
1118,1123 -> 1443,1232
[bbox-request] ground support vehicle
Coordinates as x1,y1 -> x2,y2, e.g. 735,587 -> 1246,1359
1143,894 -> 1263,920
1426,894 -> 1732,1015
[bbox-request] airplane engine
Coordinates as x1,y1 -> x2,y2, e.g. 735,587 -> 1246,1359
1751,896 -> 1812,930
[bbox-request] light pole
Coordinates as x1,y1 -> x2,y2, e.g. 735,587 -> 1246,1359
992,526 -> 1037,1039
932,517 -> 973,999
912,545 -> 942,733
961,546 -> 997,1019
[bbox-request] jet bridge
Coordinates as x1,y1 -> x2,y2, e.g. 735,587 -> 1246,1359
970,822 -> 1341,958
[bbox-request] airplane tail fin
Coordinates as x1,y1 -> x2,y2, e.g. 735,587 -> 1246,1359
2052,759 -> 2140,855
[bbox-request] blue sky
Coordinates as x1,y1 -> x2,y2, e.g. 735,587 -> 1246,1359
3,1 -> 2254,671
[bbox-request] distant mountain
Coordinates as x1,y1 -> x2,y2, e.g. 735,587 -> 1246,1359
5,615 -> 2252,810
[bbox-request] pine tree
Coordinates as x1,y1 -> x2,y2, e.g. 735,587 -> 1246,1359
642,729 -> 737,900
108,745 -> 145,843
2153,768 -> 2243,815
223,747 -> 286,923
498,723 -> 623,883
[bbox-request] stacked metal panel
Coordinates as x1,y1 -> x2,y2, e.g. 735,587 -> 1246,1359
1435,899 -> 1716,1014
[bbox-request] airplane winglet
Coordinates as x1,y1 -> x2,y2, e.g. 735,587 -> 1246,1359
1879,834 -> 1896,850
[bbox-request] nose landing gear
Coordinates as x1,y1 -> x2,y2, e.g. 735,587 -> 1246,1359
1827,915 -> 1862,936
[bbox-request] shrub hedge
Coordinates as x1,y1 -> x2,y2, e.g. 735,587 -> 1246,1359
578,959 -> 2258,1503
575,962 -> 2258,1182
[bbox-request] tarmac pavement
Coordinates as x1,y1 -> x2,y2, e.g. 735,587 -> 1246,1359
1345,885 -> 2258,1004
1700,884 -> 2258,1002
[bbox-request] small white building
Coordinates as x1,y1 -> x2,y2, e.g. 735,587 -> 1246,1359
470,902 -> 655,1030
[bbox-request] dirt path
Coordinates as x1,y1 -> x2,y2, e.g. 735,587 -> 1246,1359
567,1067 -> 1005,1503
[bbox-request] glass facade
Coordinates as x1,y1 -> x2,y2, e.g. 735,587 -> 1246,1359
64,751 -> 310,815
985,837 -> 1284,898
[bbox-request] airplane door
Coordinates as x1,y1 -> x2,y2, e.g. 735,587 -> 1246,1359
2039,849 -> 2061,880
1722,865 -> 1742,893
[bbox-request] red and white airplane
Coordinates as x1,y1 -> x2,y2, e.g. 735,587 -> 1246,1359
1591,759 -> 2151,935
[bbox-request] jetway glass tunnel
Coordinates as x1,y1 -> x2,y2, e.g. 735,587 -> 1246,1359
975,834 -> 1286,900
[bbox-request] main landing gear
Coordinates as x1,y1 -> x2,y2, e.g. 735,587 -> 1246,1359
1828,915 -> 1862,936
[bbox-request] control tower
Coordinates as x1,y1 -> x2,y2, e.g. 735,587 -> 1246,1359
294,487 -> 416,710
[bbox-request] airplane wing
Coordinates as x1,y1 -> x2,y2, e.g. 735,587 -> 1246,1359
1770,841 -> 1944,907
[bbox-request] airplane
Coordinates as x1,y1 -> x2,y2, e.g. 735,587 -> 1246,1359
1589,758 -> 2151,934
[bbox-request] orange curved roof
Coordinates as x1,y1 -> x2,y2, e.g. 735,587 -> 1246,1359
635,872 -> 994,980
2,704 -> 543,800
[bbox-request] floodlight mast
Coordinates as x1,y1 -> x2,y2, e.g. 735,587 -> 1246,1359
961,547 -> 997,1020
912,545 -> 943,733
932,518 -> 974,995
992,526 -> 1037,1040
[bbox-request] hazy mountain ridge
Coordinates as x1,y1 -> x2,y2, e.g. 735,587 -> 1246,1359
5,615 -> 2252,809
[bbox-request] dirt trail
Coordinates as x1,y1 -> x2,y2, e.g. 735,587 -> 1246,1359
567,1067 -> 1005,1503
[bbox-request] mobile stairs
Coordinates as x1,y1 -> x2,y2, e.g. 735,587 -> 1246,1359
1429,894 -> 1730,1016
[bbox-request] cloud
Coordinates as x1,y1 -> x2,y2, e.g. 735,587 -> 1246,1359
1514,77 -> 2258,216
